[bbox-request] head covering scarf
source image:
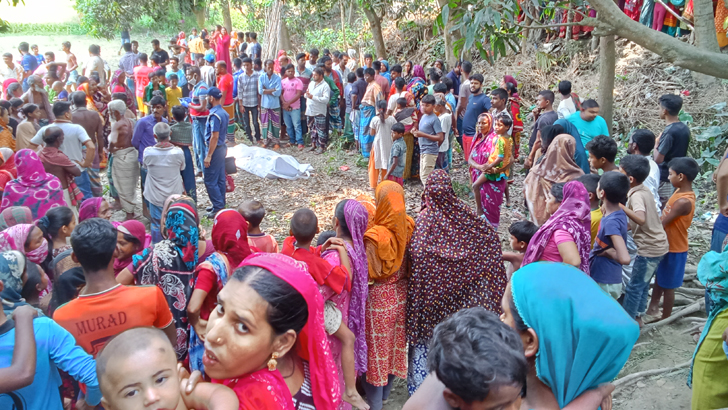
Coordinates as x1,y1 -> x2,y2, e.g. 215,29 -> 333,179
406,65 -> 428,107
0,206 -> 31,231
76,82 -> 99,112
412,65 -> 426,82
523,134 -> 585,225
0,149 -> 17,193
2,79 -> 18,97
0,250 -> 28,315
1,149 -> 66,220
114,220 -> 149,275
522,181 -> 592,274
110,69 -> 137,114
690,245 -> 728,385
211,209 -> 251,267
0,111 -> 15,151
363,181 -> 415,280
0,223 -> 48,264
274,50 -> 287,73
380,60 -> 391,82
240,253 -> 341,410
341,199 -> 369,375
407,170 -> 507,344
133,197 -> 199,359
503,75 -> 518,96
78,197 -> 105,222
511,262 -> 639,407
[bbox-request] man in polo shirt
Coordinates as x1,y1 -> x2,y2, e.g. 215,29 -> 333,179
204,87 -> 228,218
30,101 -> 95,200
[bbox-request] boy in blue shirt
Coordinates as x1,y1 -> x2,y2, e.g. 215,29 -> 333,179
589,171 -> 631,300
567,99 -> 610,148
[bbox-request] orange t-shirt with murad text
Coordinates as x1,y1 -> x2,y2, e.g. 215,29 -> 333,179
53,284 -> 174,357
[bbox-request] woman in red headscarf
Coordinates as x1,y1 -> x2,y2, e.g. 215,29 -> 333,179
215,27 -> 232,70
188,209 -> 254,374
199,253 -> 342,410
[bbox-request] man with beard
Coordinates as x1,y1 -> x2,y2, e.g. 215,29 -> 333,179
460,73 -> 491,162
21,75 -> 54,125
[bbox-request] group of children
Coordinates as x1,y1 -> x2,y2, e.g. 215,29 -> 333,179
503,125 -> 697,326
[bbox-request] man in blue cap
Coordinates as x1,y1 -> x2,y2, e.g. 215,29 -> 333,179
201,53 -> 217,88
203,87 -> 228,218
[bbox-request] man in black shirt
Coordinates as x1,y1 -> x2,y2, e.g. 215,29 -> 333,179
150,39 -> 169,68
654,94 -> 690,207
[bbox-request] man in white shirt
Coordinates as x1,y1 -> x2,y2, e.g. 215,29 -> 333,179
83,44 -> 107,87
30,101 -> 95,199
143,122 -> 185,242
304,67 -> 330,153
557,80 -> 582,119
435,94 -> 452,170
628,129 -> 662,214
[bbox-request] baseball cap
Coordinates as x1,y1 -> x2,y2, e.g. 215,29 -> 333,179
205,54 -> 215,63
207,87 -> 222,99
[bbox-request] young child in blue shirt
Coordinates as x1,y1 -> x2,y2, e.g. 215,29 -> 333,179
589,171 -> 631,300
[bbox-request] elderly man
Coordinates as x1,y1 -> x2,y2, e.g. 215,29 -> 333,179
30,101 -> 95,200
132,95 -> 167,218
21,75 -> 54,125
108,99 -> 139,220
143,122 -> 185,242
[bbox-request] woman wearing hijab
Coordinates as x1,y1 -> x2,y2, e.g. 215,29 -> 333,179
379,60 -> 391,84
0,250 -> 28,316
0,224 -> 49,269
109,70 -> 137,115
468,112 -> 508,227
188,209 -> 252,374
690,246 -> 728,409
0,206 -> 32,230
501,262 -> 639,409
215,27 -> 232,70
77,197 -> 112,222
0,147 -> 18,193
321,199 -> 370,409
406,170 -> 507,395
524,133 -> 584,225
0,105 -> 15,151
522,180 -> 592,274
131,197 -> 199,361
199,253 -> 340,409
362,181 -> 414,410
114,219 -> 149,276
1,149 -> 67,219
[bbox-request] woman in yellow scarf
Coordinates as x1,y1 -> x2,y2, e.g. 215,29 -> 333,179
362,181 -> 414,409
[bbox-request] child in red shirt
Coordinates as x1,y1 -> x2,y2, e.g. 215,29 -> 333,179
239,200 -> 279,253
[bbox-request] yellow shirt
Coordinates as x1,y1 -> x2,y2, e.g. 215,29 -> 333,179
189,38 -> 205,55
590,208 -> 603,246
165,87 -> 182,116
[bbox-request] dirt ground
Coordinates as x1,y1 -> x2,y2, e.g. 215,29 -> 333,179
0,33 -> 718,410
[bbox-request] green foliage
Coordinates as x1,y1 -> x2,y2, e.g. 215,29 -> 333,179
303,27 -> 362,51
3,22 -> 89,35
684,105 -> 728,174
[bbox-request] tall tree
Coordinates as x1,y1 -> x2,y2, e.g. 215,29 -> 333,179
693,0 -> 720,52
221,0 -> 233,33
360,0 -> 386,58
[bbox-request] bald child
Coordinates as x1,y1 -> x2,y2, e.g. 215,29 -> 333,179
96,327 -> 238,410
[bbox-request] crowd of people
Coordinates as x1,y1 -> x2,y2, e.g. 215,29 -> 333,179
0,18 -> 725,410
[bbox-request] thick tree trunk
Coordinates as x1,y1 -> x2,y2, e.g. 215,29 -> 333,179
348,0 -> 356,25
221,0 -> 232,34
437,0 -> 457,67
262,0 -> 282,61
279,18 -> 292,52
598,35 -> 616,133
521,16 -> 531,52
192,4 -> 206,27
363,7 -> 386,58
693,0 -> 720,52
586,0 -> 728,78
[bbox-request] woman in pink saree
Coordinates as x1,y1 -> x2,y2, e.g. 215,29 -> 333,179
468,112 -> 503,226
215,27 -> 232,70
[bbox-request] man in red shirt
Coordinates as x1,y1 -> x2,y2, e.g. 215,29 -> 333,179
215,61 -> 235,146
133,53 -> 153,116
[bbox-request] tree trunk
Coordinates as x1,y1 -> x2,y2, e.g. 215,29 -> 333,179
598,34 -> 616,133
262,0 -> 282,61
363,7 -> 386,58
192,4 -> 206,27
279,18 -> 292,52
693,0 -> 720,52
340,0 -> 348,49
521,16 -> 531,53
437,0 -> 458,67
586,0 -> 728,78
348,0 -> 356,25
221,0 -> 232,34
565,8 -> 574,41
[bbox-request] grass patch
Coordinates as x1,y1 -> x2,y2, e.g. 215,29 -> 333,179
3,22 -> 90,36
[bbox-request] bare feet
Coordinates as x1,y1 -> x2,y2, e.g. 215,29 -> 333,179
124,212 -> 136,221
343,389 -> 370,410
